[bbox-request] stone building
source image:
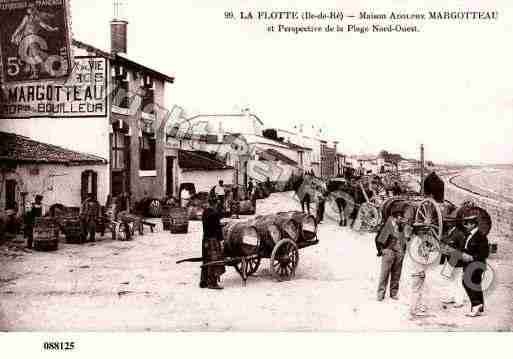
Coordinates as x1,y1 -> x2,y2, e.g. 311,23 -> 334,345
0,131 -> 108,213
1,16 -> 177,207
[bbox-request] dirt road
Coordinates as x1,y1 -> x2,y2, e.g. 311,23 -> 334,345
1,191 -> 512,331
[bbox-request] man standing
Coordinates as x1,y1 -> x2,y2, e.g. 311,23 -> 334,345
200,198 -> 226,290
213,180 -> 226,215
180,187 -> 191,208
25,194 -> 44,249
460,215 -> 489,317
316,191 -> 326,224
376,209 -> 407,301
80,193 -> 100,243
247,179 -> 254,200
408,226 -> 437,318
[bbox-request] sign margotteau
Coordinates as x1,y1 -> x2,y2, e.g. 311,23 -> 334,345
0,56 -> 108,118
0,0 -> 72,84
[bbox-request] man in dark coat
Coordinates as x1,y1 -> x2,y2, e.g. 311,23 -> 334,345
80,193 -> 100,243
25,194 -> 44,249
316,192 -> 326,224
460,215 -> 489,317
247,179 -> 254,200
376,209 -> 408,301
200,198 -> 226,289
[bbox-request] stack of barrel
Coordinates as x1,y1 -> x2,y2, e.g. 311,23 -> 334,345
221,211 -> 318,258
33,217 -> 59,251
223,220 -> 259,257
276,211 -> 317,242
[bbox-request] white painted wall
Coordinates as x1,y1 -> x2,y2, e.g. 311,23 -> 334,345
1,163 -> 109,213
180,169 -> 234,193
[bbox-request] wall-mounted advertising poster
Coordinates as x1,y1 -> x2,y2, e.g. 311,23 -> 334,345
0,0 -> 72,84
0,56 -> 108,118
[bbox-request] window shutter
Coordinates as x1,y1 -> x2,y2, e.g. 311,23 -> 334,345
81,171 -> 88,203
92,171 -> 98,200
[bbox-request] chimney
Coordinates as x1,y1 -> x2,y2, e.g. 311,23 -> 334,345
111,1 -> 128,54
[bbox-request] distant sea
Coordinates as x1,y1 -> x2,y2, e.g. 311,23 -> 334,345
451,168 -> 513,204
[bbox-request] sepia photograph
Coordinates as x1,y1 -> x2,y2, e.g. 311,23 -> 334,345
0,0 -> 512,356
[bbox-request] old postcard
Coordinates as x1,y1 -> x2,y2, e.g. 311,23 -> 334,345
0,0 -> 512,356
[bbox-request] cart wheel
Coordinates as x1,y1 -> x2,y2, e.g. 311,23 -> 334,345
236,257 -> 261,276
414,198 -> 443,241
270,239 -> 299,281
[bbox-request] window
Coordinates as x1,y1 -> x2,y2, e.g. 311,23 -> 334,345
140,132 -> 156,171
112,77 -> 130,108
112,130 -> 126,170
141,86 -> 154,113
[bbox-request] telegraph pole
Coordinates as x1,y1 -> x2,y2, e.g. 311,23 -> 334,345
420,144 -> 425,194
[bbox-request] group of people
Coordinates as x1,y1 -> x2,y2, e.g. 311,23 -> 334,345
375,208 -> 490,319
22,193 -> 102,249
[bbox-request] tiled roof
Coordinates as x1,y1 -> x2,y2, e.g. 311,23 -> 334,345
260,149 -> 298,166
178,150 -> 234,172
0,131 -> 107,165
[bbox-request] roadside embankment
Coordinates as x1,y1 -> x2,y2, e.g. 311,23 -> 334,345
444,171 -> 513,241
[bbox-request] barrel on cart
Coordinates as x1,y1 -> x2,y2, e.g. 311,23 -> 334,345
177,211 -> 320,286
33,217 -> 59,251
276,211 -> 318,242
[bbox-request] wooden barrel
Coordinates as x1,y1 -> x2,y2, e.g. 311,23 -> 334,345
222,221 -> 259,257
168,207 -> 189,234
274,213 -> 300,241
33,217 -> 59,251
61,218 -> 82,244
279,211 -> 318,242
249,215 -> 281,245
381,198 -> 410,222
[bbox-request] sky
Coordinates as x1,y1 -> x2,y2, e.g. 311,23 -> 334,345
69,0 -> 513,164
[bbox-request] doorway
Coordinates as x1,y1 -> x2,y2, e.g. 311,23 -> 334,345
166,156 -> 175,198
5,179 -> 16,210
